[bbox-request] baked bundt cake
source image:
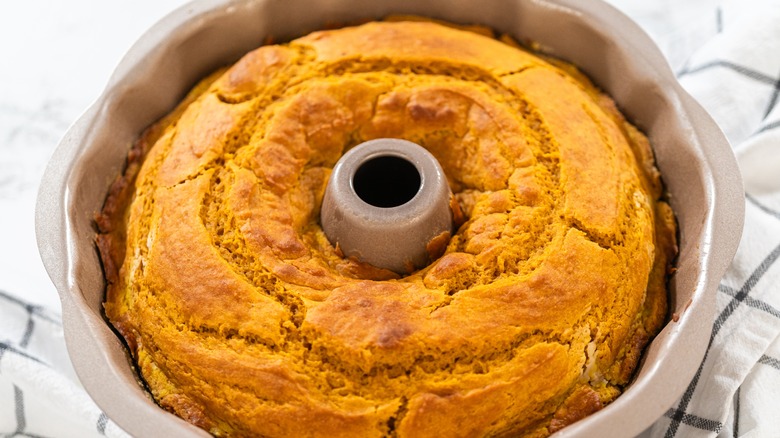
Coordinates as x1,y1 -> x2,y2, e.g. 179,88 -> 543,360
96,19 -> 677,437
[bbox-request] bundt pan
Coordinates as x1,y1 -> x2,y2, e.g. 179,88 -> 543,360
35,0 -> 744,436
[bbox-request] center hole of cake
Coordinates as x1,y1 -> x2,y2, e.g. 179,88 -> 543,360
352,155 -> 421,208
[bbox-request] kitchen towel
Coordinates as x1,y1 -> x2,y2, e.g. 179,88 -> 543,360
635,1 -> 780,437
0,290 -> 127,437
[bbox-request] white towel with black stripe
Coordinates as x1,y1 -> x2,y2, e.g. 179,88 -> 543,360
623,0 -> 780,437
0,290 -> 128,437
1,0 -> 780,437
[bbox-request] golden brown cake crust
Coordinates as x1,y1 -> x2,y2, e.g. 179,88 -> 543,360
98,20 -> 677,437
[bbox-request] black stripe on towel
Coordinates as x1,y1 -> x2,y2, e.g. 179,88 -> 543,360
733,386 -> 741,438
664,409 -> 722,433
0,342 -> 47,366
19,314 -> 35,348
716,7 -> 723,33
762,68 -> 780,118
14,385 -> 26,435
718,284 -> 780,320
665,243 -> 780,437
758,355 -> 780,371
679,60 -> 778,85
747,193 -> 780,221
0,289 -> 61,326
97,412 -> 109,435
757,119 -> 780,134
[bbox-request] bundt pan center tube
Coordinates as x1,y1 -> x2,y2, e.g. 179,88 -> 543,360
34,0 -> 744,437
321,138 -> 455,274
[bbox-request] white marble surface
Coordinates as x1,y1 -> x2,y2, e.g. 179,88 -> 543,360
0,1 -> 190,309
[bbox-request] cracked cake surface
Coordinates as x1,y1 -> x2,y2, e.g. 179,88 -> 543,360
97,19 -> 678,437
